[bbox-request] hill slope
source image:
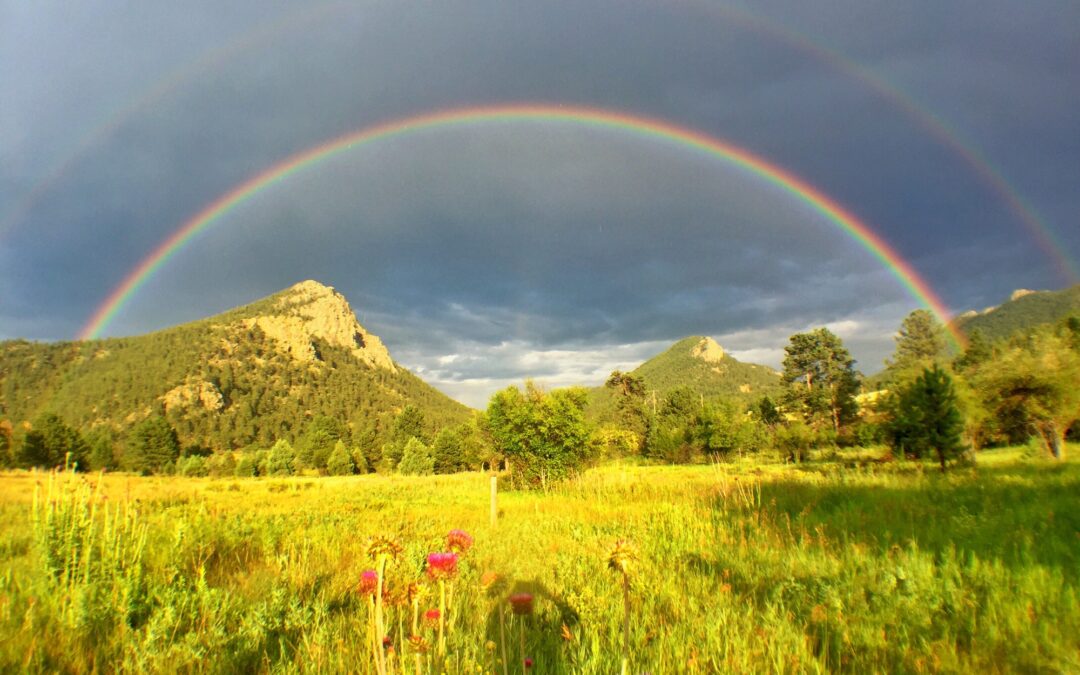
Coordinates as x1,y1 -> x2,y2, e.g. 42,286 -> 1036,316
954,285 -> 1080,342
588,336 -> 781,420
0,281 -> 471,448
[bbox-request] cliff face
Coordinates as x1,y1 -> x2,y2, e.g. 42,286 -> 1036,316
242,280 -> 396,371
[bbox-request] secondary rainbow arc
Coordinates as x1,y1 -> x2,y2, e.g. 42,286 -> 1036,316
77,103 -> 965,349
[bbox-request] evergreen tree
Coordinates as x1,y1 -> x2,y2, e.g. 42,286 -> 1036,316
432,427 -> 464,474
127,416 -> 181,474
605,370 -> 648,439
782,328 -> 859,433
886,309 -> 946,376
756,395 -> 782,428
886,365 -> 966,470
16,413 -> 89,469
397,437 -> 434,475
326,440 -> 356,476
88,434 -> 117,471
297,416 -> 342,470
393,405 -> 427,444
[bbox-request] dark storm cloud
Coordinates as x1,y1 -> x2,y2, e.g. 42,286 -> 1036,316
2,0 -> 1078,404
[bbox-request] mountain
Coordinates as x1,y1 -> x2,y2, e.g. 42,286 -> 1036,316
954,284 -> 1080,342
0,281 -> 471,449
587,336 -> 781,419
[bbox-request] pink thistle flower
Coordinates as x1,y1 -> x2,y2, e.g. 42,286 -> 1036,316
357,569 -> 378,595
426,552 -> 459,580
447,529 -> 474,554
509,592 -> 534,616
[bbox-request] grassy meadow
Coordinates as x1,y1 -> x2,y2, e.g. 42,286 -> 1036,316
0,448 -> 1077,673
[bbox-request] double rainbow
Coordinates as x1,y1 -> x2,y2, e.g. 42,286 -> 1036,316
77,103 -> 964,349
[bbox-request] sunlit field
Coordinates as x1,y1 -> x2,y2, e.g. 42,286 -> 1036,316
1,448 -> 1077,673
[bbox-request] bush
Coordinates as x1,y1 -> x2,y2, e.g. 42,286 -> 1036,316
398,437 -> 434,475
177,455 -> 208,477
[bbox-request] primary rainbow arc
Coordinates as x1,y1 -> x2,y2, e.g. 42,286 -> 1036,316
78,103 -> 964,349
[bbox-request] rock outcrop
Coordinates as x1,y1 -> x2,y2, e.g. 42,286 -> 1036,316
243,280 -> 396,372
689,336 -> 725,363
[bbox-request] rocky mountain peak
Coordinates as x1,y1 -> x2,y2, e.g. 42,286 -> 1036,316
242,280 -> 396,371
1010,288 -> 1040,302
689,336 -> 725,363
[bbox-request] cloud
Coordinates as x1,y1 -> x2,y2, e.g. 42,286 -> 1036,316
1,0 -> 1077,409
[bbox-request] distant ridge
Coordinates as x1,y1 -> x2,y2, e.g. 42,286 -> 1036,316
953,284 -> 1080,342
0,281 -> 471,449
587,336 -> 780,419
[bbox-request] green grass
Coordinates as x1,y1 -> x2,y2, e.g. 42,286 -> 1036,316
0,447 -> 1077,673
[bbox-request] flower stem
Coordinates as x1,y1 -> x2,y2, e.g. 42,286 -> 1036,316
438,579 -> 447,656
622,573 -> 630,675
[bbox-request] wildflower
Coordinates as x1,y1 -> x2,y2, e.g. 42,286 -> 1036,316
480,570 -> 499,589
367,535 -> 403,561
485,640 -> 497,652
524,657 -> 534,669
607,540 -> 638,575
426,552 -> 459,580
358,569 -> 379,595
508,593 -> 534,616
447,529 -> 474,554
382,635 -> 393,649
409,634 -> 429,653
423,608 -> 441,628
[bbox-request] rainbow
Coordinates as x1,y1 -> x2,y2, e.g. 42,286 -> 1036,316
77,103 -> 965,348
674,0 -> 1078,285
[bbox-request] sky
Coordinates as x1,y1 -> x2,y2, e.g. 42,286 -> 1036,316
2,0 -> 1078,408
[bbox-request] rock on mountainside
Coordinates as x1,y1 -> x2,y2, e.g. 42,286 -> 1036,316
0,281 -> 471,450
237,280 -> 395,371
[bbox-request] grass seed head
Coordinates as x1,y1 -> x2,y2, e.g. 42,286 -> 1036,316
608,539 -> 639,576
367,535 -> 403,561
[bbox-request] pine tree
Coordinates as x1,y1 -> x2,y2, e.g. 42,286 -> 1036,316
397,437 -> 434,475
886,309 -> 945,375
326,440 -> 356,476
782,328 -> 859,433
127,416 -> 180,474
887,365 -> 966,471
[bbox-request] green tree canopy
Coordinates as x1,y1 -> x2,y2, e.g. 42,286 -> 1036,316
886,310 -> 947,379
127,416 -> 180,474
782,328 -> 859,432
885,365 -> 966,470
483,382 -> 591,489
262,439 -> 296,476
397,437 -> 434,475
325,439 -> 356,476
17,413 -> 89,470
974,324 -> 1080,459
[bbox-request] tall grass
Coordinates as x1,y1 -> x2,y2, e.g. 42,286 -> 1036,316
0,447 -> 1076,672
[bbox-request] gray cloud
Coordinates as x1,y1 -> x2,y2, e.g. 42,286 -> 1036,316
2,0 -> 1077,406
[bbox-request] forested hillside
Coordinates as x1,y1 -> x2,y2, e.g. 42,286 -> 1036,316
955,284 -> 1080,342
0,281 -> 471,450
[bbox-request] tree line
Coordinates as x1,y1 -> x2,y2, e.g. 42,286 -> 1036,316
2,310 -> 1076,483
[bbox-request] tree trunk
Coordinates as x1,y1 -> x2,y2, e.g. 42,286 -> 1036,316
1047,421 -> 1065,460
